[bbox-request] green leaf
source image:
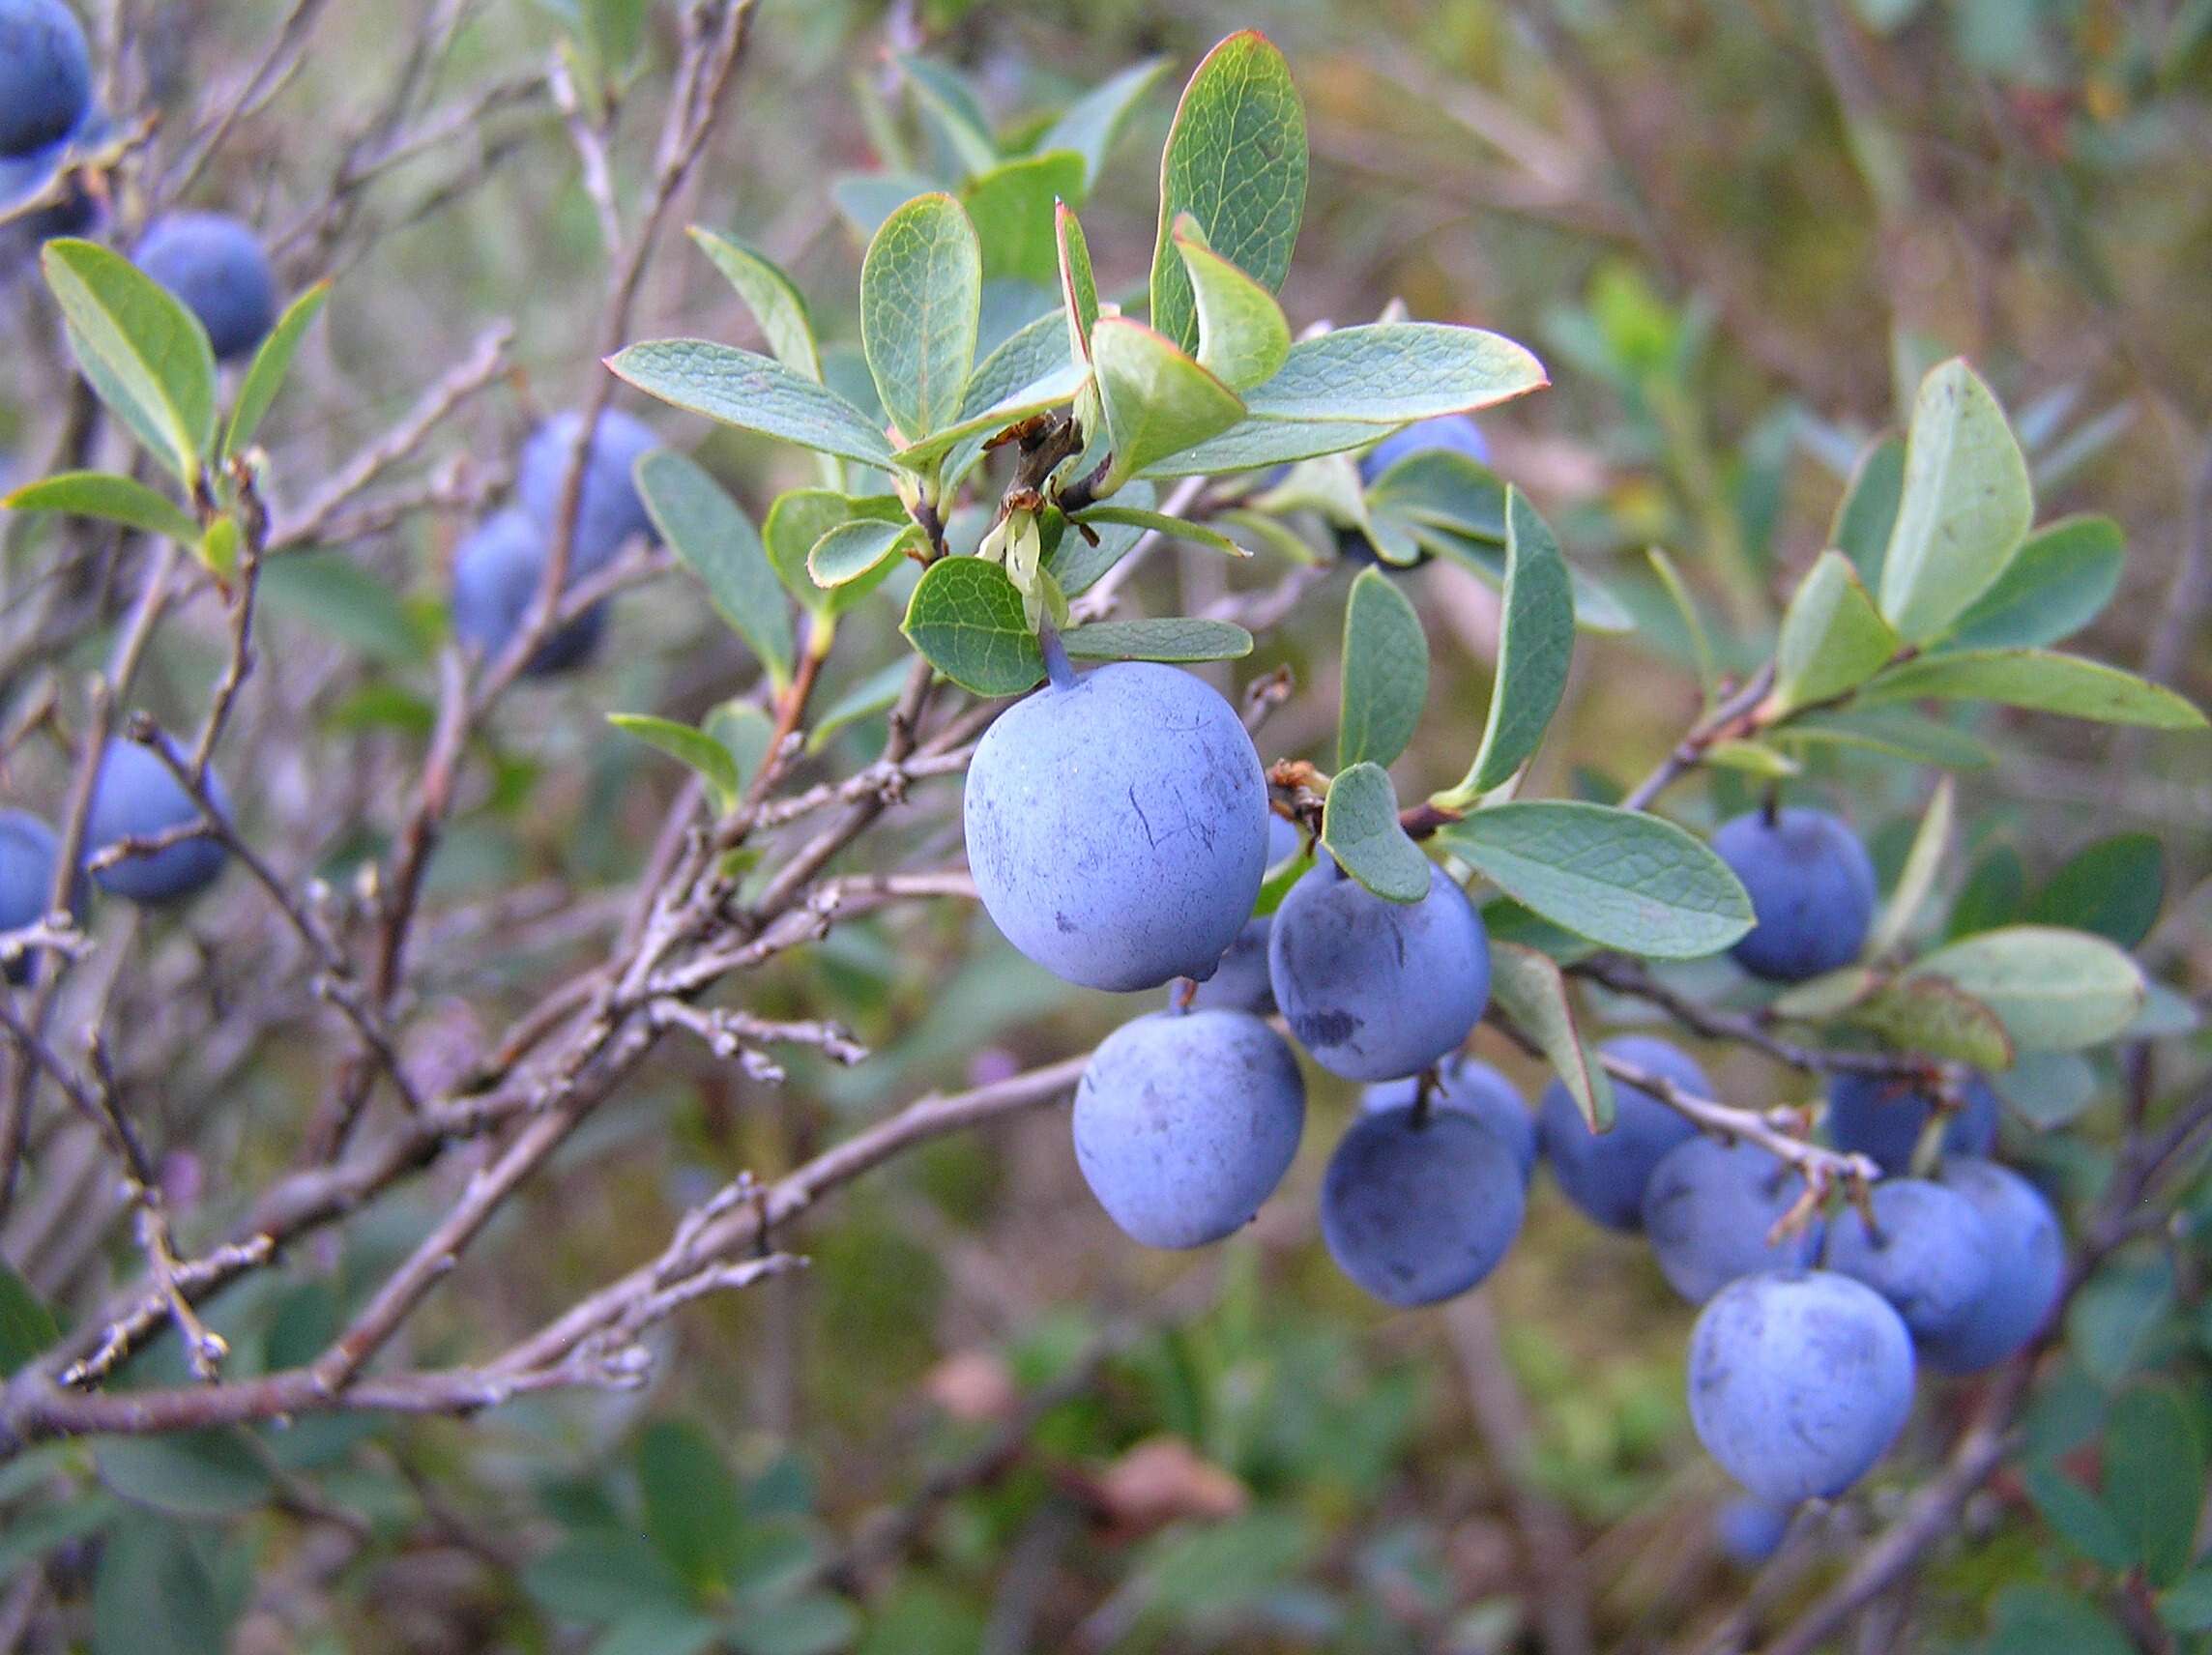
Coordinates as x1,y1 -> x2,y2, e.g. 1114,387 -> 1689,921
223,280 -> 330,457
638,1419 -> 745,1595
939,309 -> 1080,483
1042,57 -> 1170,187
1488,941 -> 1613,1130
65,320 -> 184,475
1364,449 -> 1507,544
1062,617 -> 1252,664
1065,506 -> 1240,557
1091,316 -> 1245,492
2104,1387 -> 2205,1586
2022,1464 -> 2134,1571
2159,1569 -> 2212,1635
1644,545 -> 1718,701
1784,705 -> 1996,769
92,1514 -> 228,1655
597,1611 -> 725,1655
42,238 -> 217,480
898,55 -> 997,176
1441,488 -> 1573,801
730,1593 -> 863,1655
198,515 -> 239,579
609,714 -> 743,814
808,518 -> 922,588
1409,528 -> 1635,634
579,0 -> 648,71
0,1261 -> 59,1377
526,1531 -> 695,1625
962,152 -> 1086,286
1321,763 -> 1431,903
1772,549 -> 1900,711
1993,1050 -> 2097,1129
1139,416 -> 1398,478
707,701 -> 774,789
1984,1584 -> 2132,1655
1336,566 -> 1427,771
609,341 -> 895,469
687,229 -> 821,380
1057,202 -> 1098,366
4,471 -> 200,542
1859,649 -> 2207,729
830,172 -> 938,241
1868,774 -> 1953,958
259,550 -> 428,665
2070,1258 -> 2174,1386
2127,980 -> 2199,1040
96,1430 -> 274,1518
1831,433 -> 1904,586
860,192 -> 982,445
1946,515 -> 2123,650
1214,507 -> 1321,566
1243,324 -> 1547,423
1149,30 -> 1307,357
2027,832 -> 2163,948
1437,802 -> 1755,959
1841,974 -> 2015,1070
1878,359 -> 2033,641
1949,838 -> 2026,938
762,491 -> 903,616
1906,925 -> 2145,1052
1702,739 -> 1796,777
900,558 -> 1045,696
1171,214 -> 1291,392
891,362 -> 1086,475
636,450 -> 795,691
959,310 -> 1074,421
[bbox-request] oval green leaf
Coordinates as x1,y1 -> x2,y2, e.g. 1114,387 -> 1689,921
1438,801 -> 1755,959
1440,486 -> 1573,801
1243,324 -> 1548,423
43,238 -> 217,480
609,340 -> 894,469
1321,762 -> 1430,903
860,192 -> 983,445
1906,924 -> 2145,1052
899,557 -> 1046,697
808,518 -> 921,588
687,229 -> 821,380
1772,548 -> 1900,711
1859,649 -> 2208,729
225,280 -> 331,458
1062,617 -> 1253,664
4,471 -> 199,543
1149,31 -> 1307,356
1336,566 -> 1427,771
1489,940 -> 1614,1130
1171,214 -> 1290,392
1091,316 -> 1245,492
1878,359 -> 2033,642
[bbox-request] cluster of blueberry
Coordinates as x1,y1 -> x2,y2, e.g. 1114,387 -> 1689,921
1,734 -> 235,979
958,488 -> 2061,1535
449,409 -> 664,677
3,2 -> 277,359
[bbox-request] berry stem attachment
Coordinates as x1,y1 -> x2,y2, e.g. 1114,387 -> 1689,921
1409,1064 -> 1440,1130
1037,625 -> 1077,692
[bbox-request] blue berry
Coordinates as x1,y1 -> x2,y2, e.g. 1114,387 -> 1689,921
1711,807 -> 1877,983
1073,1009 -> 1305,1249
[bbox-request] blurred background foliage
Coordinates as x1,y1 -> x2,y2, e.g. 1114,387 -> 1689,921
3,0 -> 2211,1651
